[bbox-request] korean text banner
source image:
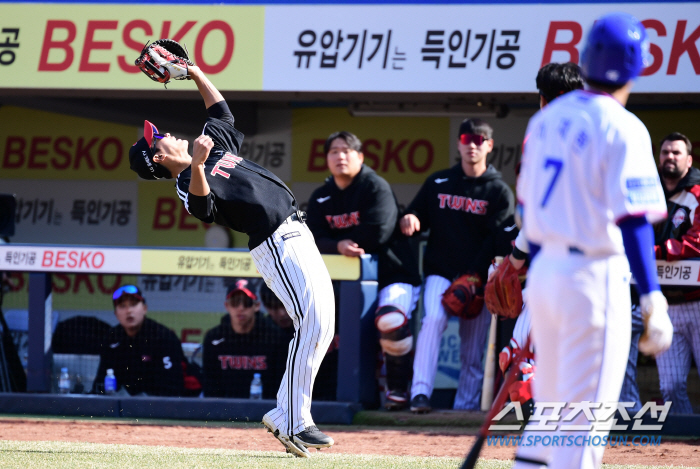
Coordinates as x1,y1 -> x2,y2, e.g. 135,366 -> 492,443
0,4 -> 264,90
0,179 -> 138,245
263,3 -> 700,93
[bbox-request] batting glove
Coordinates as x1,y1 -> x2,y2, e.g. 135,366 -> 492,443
639,290 -> 673,357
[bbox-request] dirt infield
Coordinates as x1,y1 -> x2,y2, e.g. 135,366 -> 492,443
1,416 -> 698,466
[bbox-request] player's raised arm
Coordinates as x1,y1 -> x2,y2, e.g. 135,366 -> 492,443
189,65 -> 225,109
188,134 -> 214,198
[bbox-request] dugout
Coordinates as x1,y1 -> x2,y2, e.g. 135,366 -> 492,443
0,244 -> 378,423
0,0 -> 700,424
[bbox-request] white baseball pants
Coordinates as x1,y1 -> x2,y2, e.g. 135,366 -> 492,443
251,218 -> 335,436
514,249 -> 631,469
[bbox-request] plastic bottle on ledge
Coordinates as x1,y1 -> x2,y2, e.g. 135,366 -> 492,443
58,367 -> 70,394
72,374 -> 85,394
250,373 -> 263,399
104,369 -> 117,395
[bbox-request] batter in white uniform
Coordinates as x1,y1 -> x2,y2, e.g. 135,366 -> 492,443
513,13 -> 673,469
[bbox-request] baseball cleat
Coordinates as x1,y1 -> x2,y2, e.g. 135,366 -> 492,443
293,426 -> 334,449
384,390 -> 409,411
262,414 -> 311,458
410,394 -> 432,414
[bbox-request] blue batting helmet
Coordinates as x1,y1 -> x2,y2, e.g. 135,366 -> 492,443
580,13 -> 651,86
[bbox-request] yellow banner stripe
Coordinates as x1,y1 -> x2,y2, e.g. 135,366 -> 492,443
140,249 -> 360,280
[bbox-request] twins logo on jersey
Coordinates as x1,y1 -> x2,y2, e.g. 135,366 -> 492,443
326,211 -> 360,229
437,194 -> 488,215
211,152 -> 243,179
218,355 -> 268,370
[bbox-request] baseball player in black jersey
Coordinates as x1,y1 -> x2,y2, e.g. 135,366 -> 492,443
93,285 -> 185,396
128,65 -> 335,457
202,281 -> 287,399
401,118 -> 514,412
307,131 -> 422,410
306,131 -> 398,256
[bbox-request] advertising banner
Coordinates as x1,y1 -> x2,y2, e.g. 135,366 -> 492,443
0,106 -> 138,180
263,3 -> 700,93
0,179 -> 138,245
0,4 -> 264,90
239,108 -> 293,182
292,108 -> 451,184
138,180 -> 214,248
0,245 -> 141,273
0,244 -> 361,280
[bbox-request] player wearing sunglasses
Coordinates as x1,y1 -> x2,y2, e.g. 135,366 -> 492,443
399,118 -> 514,413
202,280 -> 288,399
92,285 -> 185,396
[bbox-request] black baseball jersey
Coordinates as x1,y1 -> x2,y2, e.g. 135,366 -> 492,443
495,214 -> 521,259
307,165 -> 397,253
202,312 -> 288,399
307,165 -> 421,289
176,101 -> 297,249
406,164 -> 514,281
93,317 -> 185,396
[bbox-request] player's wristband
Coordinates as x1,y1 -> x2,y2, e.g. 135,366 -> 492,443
512,246 -> 528,261
619,215 -> 659,295
527,242 -> 541,263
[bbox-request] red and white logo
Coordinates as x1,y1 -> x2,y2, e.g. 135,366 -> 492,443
326,211 -> 361,229
672,208 -> 686,228
211,152 -> 243,179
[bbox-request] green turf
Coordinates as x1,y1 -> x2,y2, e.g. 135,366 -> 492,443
0,441 -> 691,469
0,441 -> 462,468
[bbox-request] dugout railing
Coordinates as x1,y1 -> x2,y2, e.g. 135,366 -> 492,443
0,244 -> 382,424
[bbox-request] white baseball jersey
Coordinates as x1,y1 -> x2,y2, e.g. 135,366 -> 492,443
513,90 -> 667,469
518,90 -> 666,253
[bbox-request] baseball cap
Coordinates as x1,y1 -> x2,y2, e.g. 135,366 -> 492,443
226,279 -> 258,302
112,284 -> 145,305
128,120 -> 173,180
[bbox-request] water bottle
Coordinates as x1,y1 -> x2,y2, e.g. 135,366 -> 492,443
250,373 -> 263,399
104,369 -> 117,395
58,367 -> 70,394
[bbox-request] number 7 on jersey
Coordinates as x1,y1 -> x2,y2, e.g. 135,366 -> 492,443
541,158 -> 563,207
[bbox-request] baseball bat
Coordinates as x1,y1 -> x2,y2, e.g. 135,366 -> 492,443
480,312 -> 498,411
480,255 -> 503,412
460,336 -> 532,469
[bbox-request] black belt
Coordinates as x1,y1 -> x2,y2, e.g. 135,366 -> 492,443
286,211 -> 306,224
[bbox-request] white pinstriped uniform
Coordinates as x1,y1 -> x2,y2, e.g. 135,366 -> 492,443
657,300 -> 700,414
411,275 -> 491,409
250,217 -> 335,436
377,282 -> 421,319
